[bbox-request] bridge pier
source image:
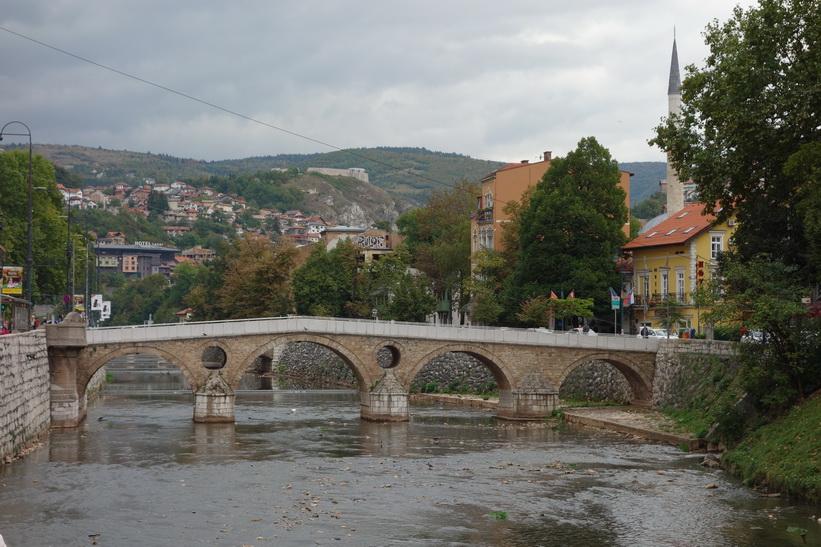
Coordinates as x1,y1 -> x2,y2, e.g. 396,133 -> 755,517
360,371 -> 409,422
193,372 -> 236,423
45,313 -> 89,428
496,373 -> 558,421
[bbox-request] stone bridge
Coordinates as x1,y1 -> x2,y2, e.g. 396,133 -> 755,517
46,314 -> 663,427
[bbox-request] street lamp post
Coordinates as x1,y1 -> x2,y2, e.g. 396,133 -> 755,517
0,121 -> 34,325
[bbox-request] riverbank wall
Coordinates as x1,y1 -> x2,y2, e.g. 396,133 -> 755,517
0,330 -> 50,464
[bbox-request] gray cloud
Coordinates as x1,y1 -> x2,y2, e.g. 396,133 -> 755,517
1,0 -> 754,164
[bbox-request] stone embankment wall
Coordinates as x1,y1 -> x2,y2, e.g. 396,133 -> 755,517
653,340 -> 737,409
0,330 -> 50,464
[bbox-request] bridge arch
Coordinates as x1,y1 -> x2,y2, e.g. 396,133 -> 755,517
78,344 -> 200,394
230,333 -> 375,392
558,352 -> 654,404
405,343 -> 514,392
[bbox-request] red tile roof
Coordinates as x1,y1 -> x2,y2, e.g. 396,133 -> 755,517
623,203 -> 717,250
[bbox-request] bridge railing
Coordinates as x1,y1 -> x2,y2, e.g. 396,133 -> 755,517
85,316 -> 662,352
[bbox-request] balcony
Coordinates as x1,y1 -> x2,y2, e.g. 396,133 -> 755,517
634,293 -> 689,307
472,207 -> 494,224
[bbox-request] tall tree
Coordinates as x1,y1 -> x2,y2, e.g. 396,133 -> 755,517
503,137 -> 628,319
292,241 -> 359,317
0,150 -> 68,303
651,0 -> 821,281
397,179 -> 478,316
704,253 -> 821,410
216,234 -> 297,319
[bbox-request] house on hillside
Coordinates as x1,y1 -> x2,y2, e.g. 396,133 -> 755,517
181,246 -> 215,264
99,231 -> 127,245
622,202 -> 736,336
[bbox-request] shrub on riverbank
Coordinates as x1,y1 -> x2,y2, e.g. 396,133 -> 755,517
722,394 -> 821,503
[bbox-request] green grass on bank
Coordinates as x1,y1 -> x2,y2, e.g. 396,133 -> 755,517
722,394 -> 821,503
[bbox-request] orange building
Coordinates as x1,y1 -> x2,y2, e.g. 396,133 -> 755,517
470,151 -> 631,257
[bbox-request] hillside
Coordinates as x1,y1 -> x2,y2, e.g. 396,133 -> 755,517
618,161 -> 666,206
31,145 -> 504,208
283,173 -> 404,226
25,144 -> 662,208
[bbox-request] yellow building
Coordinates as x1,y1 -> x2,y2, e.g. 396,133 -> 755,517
623,202 -> 737,334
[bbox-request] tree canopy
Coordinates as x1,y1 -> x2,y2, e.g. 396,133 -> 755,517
503,137 -> 628,320
651,0 -> 821,282
0,150 -> 69,303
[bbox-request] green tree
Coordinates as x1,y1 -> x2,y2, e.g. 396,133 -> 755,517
516,295 -> 594,327
503,137 -> 628,320
654,297 -> 686,336
292,241 -> 359,316
217,234 -> 297,319
387,272 -> 437,322
146,190 -> 169,220
185,258 -> 228,321
0,150 -> 68,303
109,274 -> 169,325
397,178 -> 478,321
706,254 -> 821,411
631,191 -> 666,220
650,0 -> 821,281
349,249 -> 434,321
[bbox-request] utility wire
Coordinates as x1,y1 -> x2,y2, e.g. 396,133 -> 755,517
0,25 -> 498,200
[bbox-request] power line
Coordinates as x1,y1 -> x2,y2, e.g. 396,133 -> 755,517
0,26 -> 491,199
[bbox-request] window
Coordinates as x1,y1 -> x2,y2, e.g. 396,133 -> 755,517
677,270 -> 685,300
711,235 -> 723,259
661,272 -> 669,297
643,275 -> 649,299
485,192 -> 493,209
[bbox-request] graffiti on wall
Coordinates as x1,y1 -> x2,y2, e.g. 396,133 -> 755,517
354,234 -> 386,249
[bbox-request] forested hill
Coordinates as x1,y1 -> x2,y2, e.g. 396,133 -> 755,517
26,144 -> 662,207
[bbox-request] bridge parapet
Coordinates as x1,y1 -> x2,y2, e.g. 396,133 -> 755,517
86,316 -> 662,353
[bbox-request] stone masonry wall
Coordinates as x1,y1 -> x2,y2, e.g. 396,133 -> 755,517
653,340 -> 737,409
0,330 -> 50,463
262,340 -> 737,408
559,361 -> 631,403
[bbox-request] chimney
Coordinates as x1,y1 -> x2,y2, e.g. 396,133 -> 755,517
521,160 -> 529,164
544,151 -> 552,161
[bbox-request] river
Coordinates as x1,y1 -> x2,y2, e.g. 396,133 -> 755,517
0,363 -> 819,546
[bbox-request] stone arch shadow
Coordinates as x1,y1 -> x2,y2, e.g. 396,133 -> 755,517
557,352 -> 654,404
226,334 -> 373,393
404,343 -> 514,392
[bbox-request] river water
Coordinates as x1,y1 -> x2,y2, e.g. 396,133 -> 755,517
1,364 -> 819,546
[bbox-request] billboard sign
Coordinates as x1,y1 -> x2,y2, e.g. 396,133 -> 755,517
1,266 -> 24,295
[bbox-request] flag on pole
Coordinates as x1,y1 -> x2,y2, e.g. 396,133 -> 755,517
609,287 -> 618,299
626,290 -> 635,306
550,291 -> 558,299
568,290 -> 575,299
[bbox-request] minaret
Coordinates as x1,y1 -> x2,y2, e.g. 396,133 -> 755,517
665,34 -> 684,215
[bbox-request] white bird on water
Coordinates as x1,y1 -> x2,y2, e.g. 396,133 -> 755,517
290,409 -> 297,414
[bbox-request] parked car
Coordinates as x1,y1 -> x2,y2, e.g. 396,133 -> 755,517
527,327 -> 554,334
637,327 -> 678,339
569,327 -> 598,336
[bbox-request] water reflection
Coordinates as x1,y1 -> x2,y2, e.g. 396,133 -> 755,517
0,383 -> 818,546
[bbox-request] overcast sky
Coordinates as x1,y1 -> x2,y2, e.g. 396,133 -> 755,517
1,1 -> 755,165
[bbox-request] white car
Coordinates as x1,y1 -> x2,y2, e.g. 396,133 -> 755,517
637,328 -> 678,339
569,327 -> 598,336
